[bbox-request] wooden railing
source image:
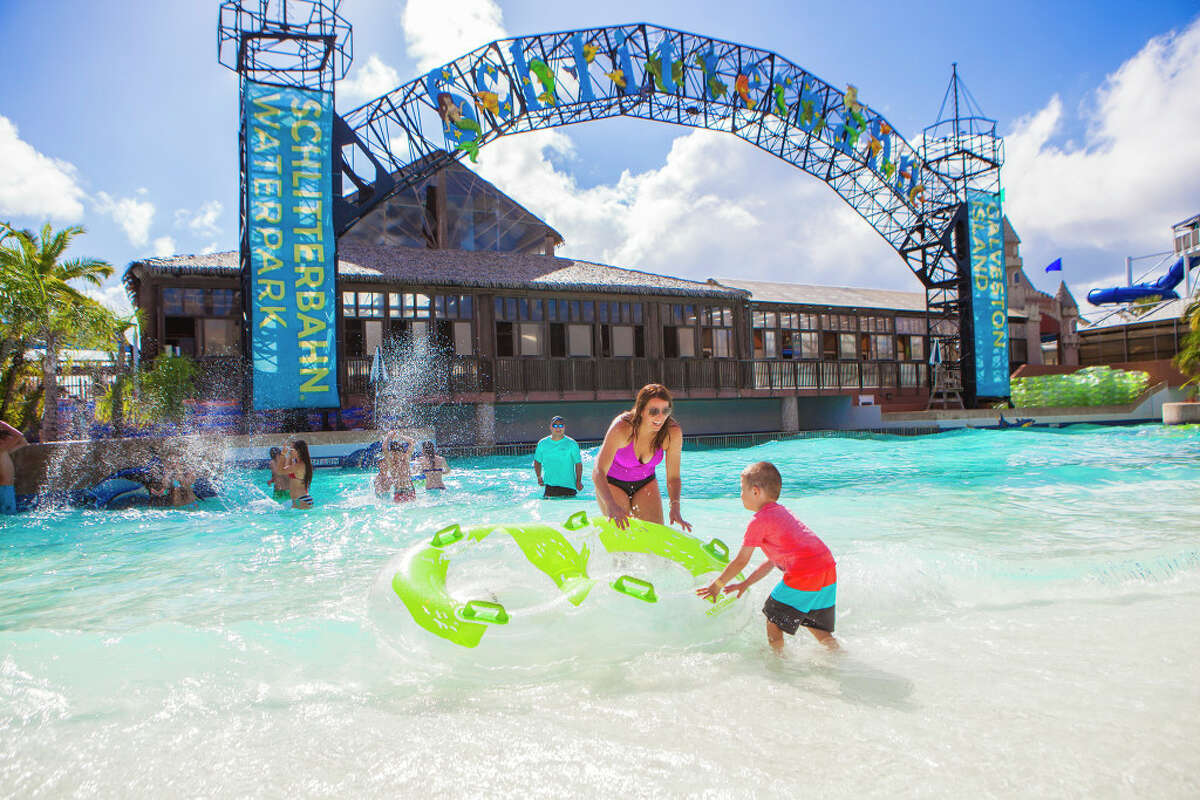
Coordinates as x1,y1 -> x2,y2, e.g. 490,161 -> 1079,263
342,355 -> 929,397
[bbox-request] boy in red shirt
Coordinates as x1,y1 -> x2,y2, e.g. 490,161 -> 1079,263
697,461 -> 838,651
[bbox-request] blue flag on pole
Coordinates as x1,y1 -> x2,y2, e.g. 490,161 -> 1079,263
1045,257 -> 1063,272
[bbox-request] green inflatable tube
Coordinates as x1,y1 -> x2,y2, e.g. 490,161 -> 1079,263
390,511 -> 744,648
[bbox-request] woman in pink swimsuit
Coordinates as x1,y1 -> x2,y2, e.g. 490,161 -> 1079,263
592,383 -> 691,531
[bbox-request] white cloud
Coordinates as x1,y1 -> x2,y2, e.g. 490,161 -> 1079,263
83,278 -> 133,318
0,115 -> 87,221
152,236 -> 176,257
338,54 -> 401,107
1004,17 -> 1200,254
173,200 -> 223,237
472,128 -> 907,290
400,0 -> 506,72
200,241 -> 219,255
390,0 -> 918,291
93,188 -> 155,248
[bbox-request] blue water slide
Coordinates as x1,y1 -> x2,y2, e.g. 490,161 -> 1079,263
1087,255 -> 1196,305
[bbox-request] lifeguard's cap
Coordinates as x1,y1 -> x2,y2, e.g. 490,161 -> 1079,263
551,415 -> 566,424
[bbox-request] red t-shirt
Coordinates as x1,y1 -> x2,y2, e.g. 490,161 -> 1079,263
743,502 -> 835,580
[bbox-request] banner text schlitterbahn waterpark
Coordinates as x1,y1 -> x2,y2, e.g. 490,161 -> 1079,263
243,83 -> 339,410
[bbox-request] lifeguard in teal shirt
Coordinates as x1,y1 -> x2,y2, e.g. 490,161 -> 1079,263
533,415 -> 583,498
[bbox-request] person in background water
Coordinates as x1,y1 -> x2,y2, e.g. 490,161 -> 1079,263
374,432 -> 397,498
385,431 -> 417,503
592,384 -> 690,530
697,461 -> 838,653
266,446 -> 290,499
0,420 -> 29,515
148,445 -> 198,508
417,440 -> 450,491
534,415 -> 583,498
284,440 -> 314,509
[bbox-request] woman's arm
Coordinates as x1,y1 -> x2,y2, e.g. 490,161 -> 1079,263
664,423 -> 691,531
591,417 -> 628,518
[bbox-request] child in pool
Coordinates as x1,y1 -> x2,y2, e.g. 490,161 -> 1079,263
283,440 -> 314,509
383,431 -> 416,503
696,461 -> 838,652
417,440 -> 450,491
148,448 -> 198,508
0,421 -> 28,515
266,446 -> 290,499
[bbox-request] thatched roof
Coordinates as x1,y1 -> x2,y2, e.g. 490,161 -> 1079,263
711,277 -> 926,313
124,242 -> 748,300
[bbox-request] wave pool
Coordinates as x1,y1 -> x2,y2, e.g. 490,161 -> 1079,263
2,424 -> 1199,797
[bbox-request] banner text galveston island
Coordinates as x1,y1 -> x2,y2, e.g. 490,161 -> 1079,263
966,190 -> 1009,397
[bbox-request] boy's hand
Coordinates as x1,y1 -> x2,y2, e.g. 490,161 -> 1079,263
695,582 -> 722,602
723,581 -> 749,598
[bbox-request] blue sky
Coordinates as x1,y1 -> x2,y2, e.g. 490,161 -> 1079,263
2,0 -> 1198,318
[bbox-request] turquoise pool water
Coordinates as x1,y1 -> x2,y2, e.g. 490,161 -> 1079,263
2,424 -> 1199,797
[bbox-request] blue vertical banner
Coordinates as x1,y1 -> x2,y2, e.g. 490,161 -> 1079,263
242,81 -> 339,410
966,190 -> 1009,396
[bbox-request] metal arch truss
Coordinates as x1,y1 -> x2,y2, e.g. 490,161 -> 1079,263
333,23 -> 1003,397
218,0 -> 352,91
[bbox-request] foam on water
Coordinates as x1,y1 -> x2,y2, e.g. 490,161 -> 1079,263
2,424 -> 1200,797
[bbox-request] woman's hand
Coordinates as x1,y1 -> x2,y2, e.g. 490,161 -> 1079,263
609,504 -> 632,530
695,582 -> 722,602
669,504 -> 691,532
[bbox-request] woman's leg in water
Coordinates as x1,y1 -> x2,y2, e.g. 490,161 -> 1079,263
630,478 -> 663,524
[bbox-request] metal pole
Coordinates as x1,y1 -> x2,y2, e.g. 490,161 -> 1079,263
1125,256 -> 1133,287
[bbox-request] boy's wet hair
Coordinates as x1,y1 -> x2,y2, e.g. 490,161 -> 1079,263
742,461 -> 782,499
268,447 -> 281,459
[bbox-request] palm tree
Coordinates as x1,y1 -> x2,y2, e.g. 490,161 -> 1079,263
1176,297 -> 1200,399
0,223 -> 113,441
104,309 -> 143,437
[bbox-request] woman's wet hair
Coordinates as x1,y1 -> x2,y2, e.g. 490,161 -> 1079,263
291,440 -> 313,490
625,383 -> 674,452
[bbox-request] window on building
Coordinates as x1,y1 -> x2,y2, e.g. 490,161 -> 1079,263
519,323 -> 542,356
496,321 -> 515,357
201,318 -> 239,357
799,331 -> 818,359
163,316 -> 196,356
870,334 -> 895,360
839,333 -> 857,360
549,323 -> 566,357
452,321 -> 472,356
342,291 -> 384,318
568,324 -> 593,357
822,331 -> 838,360
700,305 -> 734,358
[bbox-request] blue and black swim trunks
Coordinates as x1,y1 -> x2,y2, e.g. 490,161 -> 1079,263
762,568 -> 836,634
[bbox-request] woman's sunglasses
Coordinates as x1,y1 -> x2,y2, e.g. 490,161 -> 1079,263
646,406 -> 671,417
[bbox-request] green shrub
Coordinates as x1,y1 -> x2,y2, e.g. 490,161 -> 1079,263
1011,367 -> 1150,408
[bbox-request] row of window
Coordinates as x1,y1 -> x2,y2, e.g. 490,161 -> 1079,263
343,292 -> 474,320
751,310 -> 924,335
163,288 -> 237,317
163,286 -> 929,362
752,330 -> 925,361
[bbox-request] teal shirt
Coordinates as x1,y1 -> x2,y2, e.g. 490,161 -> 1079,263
534,436 -> 581,489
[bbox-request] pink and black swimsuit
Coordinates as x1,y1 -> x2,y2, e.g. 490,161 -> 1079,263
605,439 -> 664,499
